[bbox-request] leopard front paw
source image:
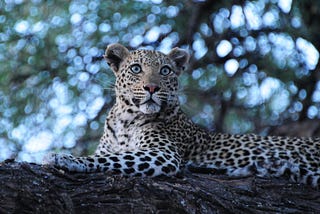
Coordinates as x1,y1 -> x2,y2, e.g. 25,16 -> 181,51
44,153 -> 89,172
43,153 -> 75,171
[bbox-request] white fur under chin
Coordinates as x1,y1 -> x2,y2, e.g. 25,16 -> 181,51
139,102 -> 161,114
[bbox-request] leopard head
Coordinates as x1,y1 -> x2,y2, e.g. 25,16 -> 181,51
104,43 -> 189,115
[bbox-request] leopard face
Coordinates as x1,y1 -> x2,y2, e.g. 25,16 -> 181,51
120,51 -> 179,114
104,44 -> 189,114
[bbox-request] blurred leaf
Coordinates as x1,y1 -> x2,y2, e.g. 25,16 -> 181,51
0,0 -> 319,162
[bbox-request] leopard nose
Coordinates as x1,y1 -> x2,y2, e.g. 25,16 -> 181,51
143,84 -> 160,94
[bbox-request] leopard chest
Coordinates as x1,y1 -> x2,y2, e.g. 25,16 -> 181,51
106,105 -> 153,152
108,120 -> 140,153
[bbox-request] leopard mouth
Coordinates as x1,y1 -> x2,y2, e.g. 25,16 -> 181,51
138,98 -> 161,114
141,99 -> 158,105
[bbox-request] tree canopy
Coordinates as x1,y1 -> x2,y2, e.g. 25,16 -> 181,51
0,0 -> 319,162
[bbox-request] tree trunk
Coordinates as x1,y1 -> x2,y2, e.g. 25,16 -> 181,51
1,160 -> 319,214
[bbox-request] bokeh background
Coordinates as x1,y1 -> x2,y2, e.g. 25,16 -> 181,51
0,0 -> 319,163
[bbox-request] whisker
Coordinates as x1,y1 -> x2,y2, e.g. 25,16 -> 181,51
157,95 -> 168,100
157,92 -> 168,96
180,103 -> 199,115
94,77 -> 115,86
134,91 -> 146,95
101,82 -> 116,91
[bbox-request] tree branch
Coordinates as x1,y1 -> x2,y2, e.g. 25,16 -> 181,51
1,160 -> 319,213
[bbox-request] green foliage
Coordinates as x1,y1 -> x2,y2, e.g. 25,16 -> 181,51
0,0 -> 319,162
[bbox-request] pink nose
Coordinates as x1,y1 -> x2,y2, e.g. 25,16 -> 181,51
143,84 -> 160,94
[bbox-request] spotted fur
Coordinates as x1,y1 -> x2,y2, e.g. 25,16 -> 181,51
44,44 -> 320,187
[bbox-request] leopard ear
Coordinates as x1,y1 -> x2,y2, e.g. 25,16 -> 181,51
168,48 -> 190,75
104,43 -> 130,73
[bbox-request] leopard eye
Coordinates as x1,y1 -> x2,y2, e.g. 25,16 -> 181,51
130,64 -> 142,74
160,66 -> 172,76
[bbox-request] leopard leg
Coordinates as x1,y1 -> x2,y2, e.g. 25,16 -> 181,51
43,149 -> 181,177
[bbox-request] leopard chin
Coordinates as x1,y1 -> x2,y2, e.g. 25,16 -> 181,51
139,100 -> 161,114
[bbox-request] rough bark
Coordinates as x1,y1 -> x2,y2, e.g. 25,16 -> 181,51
1,160 -> 319,214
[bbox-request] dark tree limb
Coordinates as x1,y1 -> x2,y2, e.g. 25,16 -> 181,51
1,160 -> 320,214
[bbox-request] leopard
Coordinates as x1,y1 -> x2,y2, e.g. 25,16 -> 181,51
43,43 -> 320,187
